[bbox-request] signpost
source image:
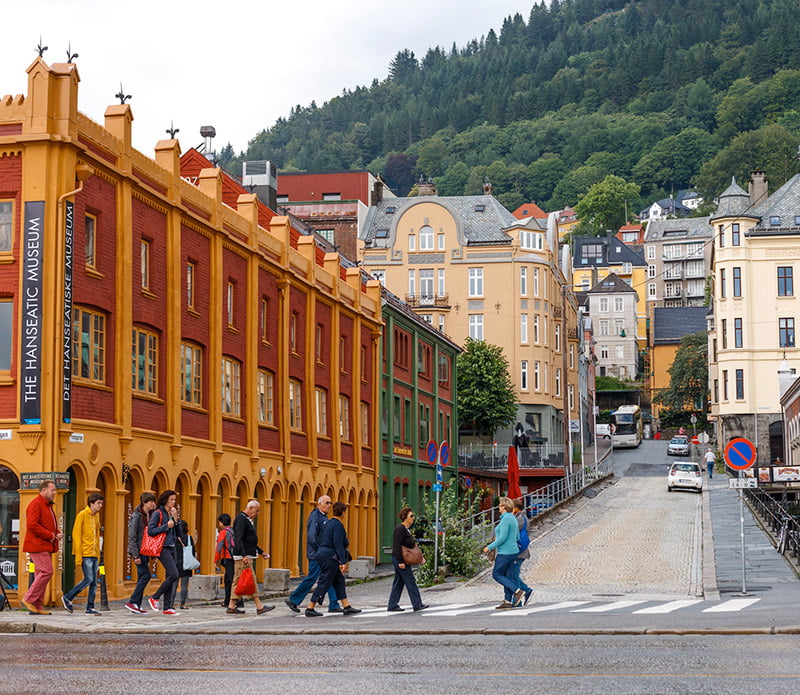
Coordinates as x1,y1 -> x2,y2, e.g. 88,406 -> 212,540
426,440 -> 441,575
724,437 -> 757,595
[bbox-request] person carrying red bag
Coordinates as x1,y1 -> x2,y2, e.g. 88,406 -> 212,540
227,500 -> 274,615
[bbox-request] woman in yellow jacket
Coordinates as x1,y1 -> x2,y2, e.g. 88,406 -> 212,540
62,493 -> 104,615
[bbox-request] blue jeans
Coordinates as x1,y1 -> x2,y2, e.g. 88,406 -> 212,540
65,556 -> 99,610
706,462 -> 714,478
511,557 -> 531,593
289,559 -> 340,609
129,555 -> 152,607
388,557 -> 423,610
492,553 -> 519,602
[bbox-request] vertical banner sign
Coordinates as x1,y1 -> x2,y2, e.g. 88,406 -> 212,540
62,200 -> 73,423
21,201 -> 44,425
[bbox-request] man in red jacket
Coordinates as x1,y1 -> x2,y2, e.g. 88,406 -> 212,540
21,480 -> 62,615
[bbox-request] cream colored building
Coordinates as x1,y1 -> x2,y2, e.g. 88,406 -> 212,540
708,171 -> 800,464
359,183 -> 580,449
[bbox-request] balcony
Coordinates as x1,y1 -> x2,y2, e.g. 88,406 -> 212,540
458,444 -> 566,470
664,286 -> 683,298
405,293 -> 450,309
663,268 -> 682,280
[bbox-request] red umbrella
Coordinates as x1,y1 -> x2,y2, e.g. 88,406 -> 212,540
507,445 -> 522,499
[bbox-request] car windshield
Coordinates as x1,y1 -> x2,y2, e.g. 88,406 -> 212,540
671,464 -> 699,473
670,438 -> 687,444
673,435 -> 689,442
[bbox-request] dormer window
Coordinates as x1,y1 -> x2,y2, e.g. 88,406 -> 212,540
770,216 -> 781,226
375,229 -> 389,239
386,207 -> 396,214
474,204 -> 485,212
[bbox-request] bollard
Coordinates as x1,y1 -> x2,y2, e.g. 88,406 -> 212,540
99,564 -> 109,610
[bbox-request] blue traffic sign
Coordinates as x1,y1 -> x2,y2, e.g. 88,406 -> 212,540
426,439 -> 438,464
440,441 -> 449,466
436,463 -> 443,482
725,437 -> 757,470
432,483 -> 443,492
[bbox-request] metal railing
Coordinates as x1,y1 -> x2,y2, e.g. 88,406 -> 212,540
458,444 -> 566,470
466,453 -> 614,545
744,488 -> 800,566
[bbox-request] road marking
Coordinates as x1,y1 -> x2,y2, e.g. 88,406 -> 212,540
633,600 -> 703,614
422,604 -> 497,617
571,600 -> 647,613
355,603 -> 471,617
702,598 -> 760,612
493,601 -> 590,616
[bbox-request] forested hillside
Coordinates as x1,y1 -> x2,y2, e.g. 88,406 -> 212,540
222,0 -> 800,212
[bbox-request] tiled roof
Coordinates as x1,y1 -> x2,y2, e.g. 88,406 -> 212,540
652,307 -> 708,344
362,195 -> 520,246
710,177 -> 751,220
588,272 -> 637,294
643,216 -> 713,241
750,173 -> 800,233
572,235 -> 646,268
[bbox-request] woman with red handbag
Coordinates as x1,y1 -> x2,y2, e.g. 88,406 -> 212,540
387,507 -> 428,612
146,490 -> 180,616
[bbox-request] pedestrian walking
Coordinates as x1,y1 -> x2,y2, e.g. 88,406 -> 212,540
304,502 -> 361,617
512,498 -> 533,606
214,513 -> 236,608
61,492 -> 104,615
125,492 -> 156,614
170,520 -> 194,610
482,497 -> 521,610
704,448 -> 715,479
386,506 -> 427,612
227,500 -> 275,615
284,495 -> 341,614
146,490 -> 181,616
21,480 -> 62,615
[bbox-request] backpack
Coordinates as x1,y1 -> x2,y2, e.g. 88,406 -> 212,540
215,527 -> 234,558
517,518 -> 530,552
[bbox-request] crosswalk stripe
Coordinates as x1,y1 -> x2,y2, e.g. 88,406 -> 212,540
355,603 -> 472,617
571,600 -> 647,613
422,604 -> 496,617
493,600 -> 590,616
632,600 -> 703,614
702,598 -> 760,612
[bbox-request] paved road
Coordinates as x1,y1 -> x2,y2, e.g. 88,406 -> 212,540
1,632 -> 798,694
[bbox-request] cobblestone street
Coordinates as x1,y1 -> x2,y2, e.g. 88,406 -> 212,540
446,448 -> 704,605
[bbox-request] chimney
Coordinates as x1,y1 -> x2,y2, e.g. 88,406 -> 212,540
418,176 -> 437,197
483,177 -> 493,196
749,169 -> 768,207
371,174 -> 385,206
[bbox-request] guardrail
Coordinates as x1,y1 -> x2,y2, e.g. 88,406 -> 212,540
466,452 -> 614,545
744,488 -> 800,568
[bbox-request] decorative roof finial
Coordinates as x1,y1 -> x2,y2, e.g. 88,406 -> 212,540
66,42 -> 78,63
166,121 -> 180,139
115,83 -> 132,105
36,36 -> 48,58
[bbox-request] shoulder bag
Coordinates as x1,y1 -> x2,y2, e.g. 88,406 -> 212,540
401,542 -> 425,566
140,510 -> 166,557
182,538 -> 201,571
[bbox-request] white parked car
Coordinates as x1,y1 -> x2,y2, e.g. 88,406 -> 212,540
595,424 -> 611,439
667,462 -> 703,493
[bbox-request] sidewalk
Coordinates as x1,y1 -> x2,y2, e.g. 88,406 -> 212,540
705,472 -> 800,603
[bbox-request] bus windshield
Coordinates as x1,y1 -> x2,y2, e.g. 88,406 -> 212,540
612,412 -> 638,435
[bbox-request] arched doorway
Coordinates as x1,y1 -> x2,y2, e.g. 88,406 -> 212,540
0,465 -> 20,590
63,462 -> 88,593
195,476 -> 211,571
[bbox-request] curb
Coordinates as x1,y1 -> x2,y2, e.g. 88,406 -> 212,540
702,477 -> 720,600
4,620 -> 796,637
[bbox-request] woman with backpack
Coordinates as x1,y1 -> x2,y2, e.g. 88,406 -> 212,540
482,496 -> 520,610
214,513 -> 235,608
512,498 -> 533,606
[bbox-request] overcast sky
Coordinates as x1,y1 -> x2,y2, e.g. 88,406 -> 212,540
1,1 -> 533,157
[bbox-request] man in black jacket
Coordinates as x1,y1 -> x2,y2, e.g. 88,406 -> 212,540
284,495 -> 341,613
227,500 -> 275,615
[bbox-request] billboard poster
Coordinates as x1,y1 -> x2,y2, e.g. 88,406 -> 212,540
20,201 -> 44,425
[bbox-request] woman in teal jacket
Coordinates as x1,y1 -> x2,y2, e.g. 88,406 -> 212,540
483,497 -> 521,610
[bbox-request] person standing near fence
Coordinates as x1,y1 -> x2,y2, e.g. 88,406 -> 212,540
482,497 -> 520,610
61,492 -> 104,615
125,492 -> 156,614
512,498 -> 533,606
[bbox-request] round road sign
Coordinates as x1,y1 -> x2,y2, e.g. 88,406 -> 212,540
724,437 -> 757,470
691,436 -> 700,445
440,441 -> 449,466
426,439 -> 438,464
698,432 -> 710,444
